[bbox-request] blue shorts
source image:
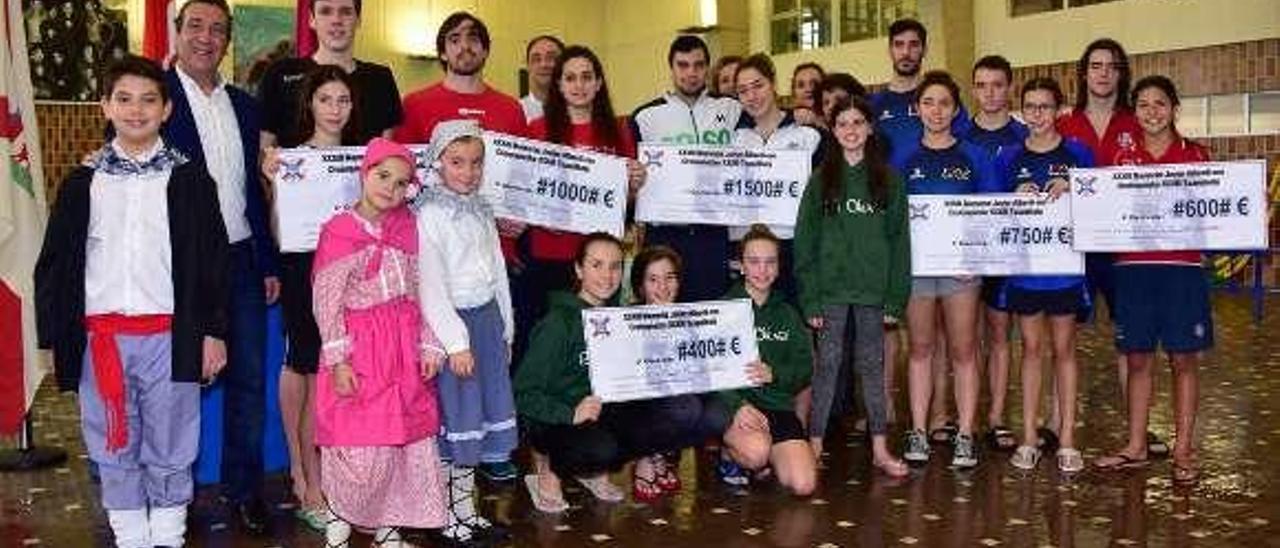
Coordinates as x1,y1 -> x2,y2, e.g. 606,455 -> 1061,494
1113,264 -> 1213,354
1083,253 -> 1115,321
981,277 -> 1008,311
1005,283 -> 1089,317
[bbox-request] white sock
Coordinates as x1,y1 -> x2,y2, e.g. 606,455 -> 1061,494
107,509 -> 151,548
325,514 -> 352,548
454,465 -> 492,528
148,505 -> 186,547
373,527 -> 403,547
441,463 -> 477,540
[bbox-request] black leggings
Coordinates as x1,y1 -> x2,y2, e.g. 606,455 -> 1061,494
524,395 -> 730,478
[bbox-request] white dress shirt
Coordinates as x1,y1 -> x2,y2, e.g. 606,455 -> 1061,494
175,65 -> 252,243
416,187 -> 514,354
520,93 -> 544,124
85,139 -> 175,315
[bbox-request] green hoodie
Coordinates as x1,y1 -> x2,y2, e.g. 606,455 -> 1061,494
793,160 -> 910,319
717,284 -> 813,412
514,291 -> 593,425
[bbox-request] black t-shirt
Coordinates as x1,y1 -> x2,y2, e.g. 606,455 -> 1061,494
257,57 -> 403,147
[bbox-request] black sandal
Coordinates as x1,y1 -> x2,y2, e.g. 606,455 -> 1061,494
1036,427 -> 1060,452
986,425 -> 1017,452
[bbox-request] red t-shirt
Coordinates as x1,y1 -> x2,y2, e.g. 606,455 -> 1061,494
1115,136 -> 1211,266
526,117 -> 636,261
394,83 -> 529,259
394,82 -> 528,143
1057,108 -> 1144,167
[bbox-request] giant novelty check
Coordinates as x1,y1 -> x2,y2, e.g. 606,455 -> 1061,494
909,193 -> 1084,276
481,131 -> 628,237
634,144 -> 811,226
583,299 -> 760,403
273,146 -> 432,252
1070,160 -> 1268,251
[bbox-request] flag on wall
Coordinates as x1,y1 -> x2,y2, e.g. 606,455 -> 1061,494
296,0 -> 317,57
143,0 -> 178,63
0,0 -> 49,435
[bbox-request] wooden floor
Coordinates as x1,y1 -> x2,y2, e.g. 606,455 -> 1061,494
2,295 -> 1277,547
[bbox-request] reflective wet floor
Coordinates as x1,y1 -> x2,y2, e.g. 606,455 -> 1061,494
3,295 -> 1278,547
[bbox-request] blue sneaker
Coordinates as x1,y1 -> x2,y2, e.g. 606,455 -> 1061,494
716,457 -> 750,487
478,460 -> 519,482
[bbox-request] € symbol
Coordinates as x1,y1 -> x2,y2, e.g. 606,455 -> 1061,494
789,181 -> 800,198
603,190 -> 615,209
1074,176 -> 1097,196
589,316 -> 611,338
909,203 -> 930,220
642,149 -> 665,169
1057,226 -> 1072,245
1237,197 -> 1250,216
280,157 -> 306,182
730,336 -> 741,355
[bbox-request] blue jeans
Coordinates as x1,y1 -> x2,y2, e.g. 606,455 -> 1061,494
221,241 -> 267,502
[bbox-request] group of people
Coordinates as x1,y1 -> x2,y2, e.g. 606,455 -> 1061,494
32,0 -> 1216,547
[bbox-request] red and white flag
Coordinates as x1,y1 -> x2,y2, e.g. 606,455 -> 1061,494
0,0 -> 49,435
143,0 -> 178,63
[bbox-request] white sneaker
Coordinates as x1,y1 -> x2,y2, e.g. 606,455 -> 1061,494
107,509 -> 151,548
1010,445 -> 1041,471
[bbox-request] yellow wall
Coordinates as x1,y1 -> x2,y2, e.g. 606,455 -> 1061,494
973,0 -> 1280,67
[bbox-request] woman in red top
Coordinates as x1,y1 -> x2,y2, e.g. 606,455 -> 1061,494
525,45 -> 646,334
1094,76 -> 1211,485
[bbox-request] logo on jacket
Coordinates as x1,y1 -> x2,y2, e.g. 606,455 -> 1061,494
909,167 -> 925,180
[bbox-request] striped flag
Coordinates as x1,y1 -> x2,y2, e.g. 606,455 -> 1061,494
0,0 -> 49,435
143,0 -> 178,63
296,0 -> 317,57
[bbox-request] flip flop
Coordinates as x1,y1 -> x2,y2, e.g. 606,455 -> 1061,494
1172,457 -> 1200,485
523,474 -> 569,514
577,474 -> 625,503
1094,453 -> 1149,471
873,458 -> 910,478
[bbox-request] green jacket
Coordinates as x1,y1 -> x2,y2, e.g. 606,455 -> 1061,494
514,291 -> 593,425
793,160 -> 910,319
717,284 -> 813,412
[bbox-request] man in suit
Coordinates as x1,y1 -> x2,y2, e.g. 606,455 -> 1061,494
163,0 -> 278,535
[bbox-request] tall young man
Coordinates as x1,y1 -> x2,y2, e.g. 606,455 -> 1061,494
868,18 -> 971,158
958,55 -> 1027,453
629,34 -> 742,302
1056,38 -> 1168,458
258,0 -> 402,147
394,11 -> 526,488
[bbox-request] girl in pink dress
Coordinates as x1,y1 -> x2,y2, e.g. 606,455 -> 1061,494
312,138 -> 447,547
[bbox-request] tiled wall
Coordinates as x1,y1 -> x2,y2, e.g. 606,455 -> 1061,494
35,102 -> 105,200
